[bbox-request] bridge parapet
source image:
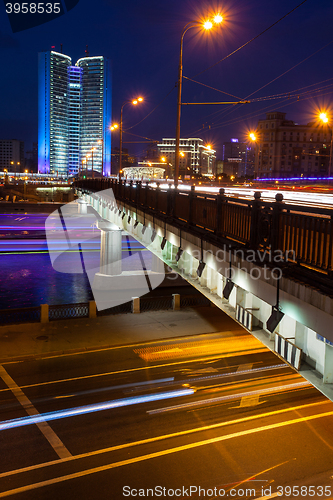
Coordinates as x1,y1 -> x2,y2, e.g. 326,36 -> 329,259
75,178 -> 333,290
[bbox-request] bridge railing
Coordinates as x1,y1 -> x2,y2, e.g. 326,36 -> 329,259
74,178 -> 333,278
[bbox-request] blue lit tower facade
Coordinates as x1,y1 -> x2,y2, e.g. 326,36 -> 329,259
68,65 -> 82,176
76,56 -> 111,176
38,51 -> 71,175
38,51 -> 111,176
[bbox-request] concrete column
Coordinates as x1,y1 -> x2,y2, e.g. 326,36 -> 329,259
132,297 -> 140,313
166,241 -> 177,264
199,263 -> 208,287
89,300 -> 97,318
77,199 -> 88,214
295,322 -> 307,352
173,293 -> 180,310
217,273 -> 224,298
236,286 -> 246,307
323,344 -> 333,383
40,304 -> 49,323
98,219 -> 122,276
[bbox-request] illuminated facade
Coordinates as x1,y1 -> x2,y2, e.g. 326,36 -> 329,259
255,112 -> 332,178
38,51 -> 111,176
157,138 -> 216,175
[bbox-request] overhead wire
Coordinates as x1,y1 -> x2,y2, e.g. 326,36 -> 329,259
193,0 -> 309,78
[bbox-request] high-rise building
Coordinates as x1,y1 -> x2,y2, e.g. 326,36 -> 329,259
157,138 -> 216,176
222,138 -> 255,177
38,51 -> 111,176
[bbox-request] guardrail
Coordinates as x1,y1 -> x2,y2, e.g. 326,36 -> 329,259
74,179 -> 333,291
0,294 -> 210,326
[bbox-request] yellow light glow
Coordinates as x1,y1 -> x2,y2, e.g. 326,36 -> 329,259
214,14 -> 223,23
138,97 -> 143,102
161,157 -> 166,162
180,152 -> 185,157
319,112 -> 329,124
249,133 -> 256,141
203,20 -> 213,30
132,100 -> 138,105
206,144 -> 211,149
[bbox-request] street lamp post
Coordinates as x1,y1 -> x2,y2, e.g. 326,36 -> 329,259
319,112 -> 332,178
119,97 -> 143,179
249,132 -> 258,179
174,15 -> 222,187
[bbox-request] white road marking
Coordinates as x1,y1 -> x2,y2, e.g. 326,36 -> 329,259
0,365 -> 71,459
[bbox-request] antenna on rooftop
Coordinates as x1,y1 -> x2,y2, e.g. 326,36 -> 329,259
85,45 -> 89,56
60,43 -> 63,53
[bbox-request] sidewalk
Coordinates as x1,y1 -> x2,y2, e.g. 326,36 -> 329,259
0,306 -> 240,362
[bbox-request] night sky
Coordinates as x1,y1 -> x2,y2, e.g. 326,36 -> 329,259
1,0 -> 333,159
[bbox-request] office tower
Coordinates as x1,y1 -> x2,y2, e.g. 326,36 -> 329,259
38,51 -> 111,176
0,139 -> 24,172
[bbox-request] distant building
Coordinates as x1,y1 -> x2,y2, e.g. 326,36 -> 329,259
222,138 -> 254,177
25,142 -> 38,173
0,139 -> 24,172
111,147 -> 136,175
254,112 -> 331,178
157,138 -> 216,176
38,51 -> 111,176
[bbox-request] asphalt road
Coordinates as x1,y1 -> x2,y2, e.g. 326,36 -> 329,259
0,330 -> 333,499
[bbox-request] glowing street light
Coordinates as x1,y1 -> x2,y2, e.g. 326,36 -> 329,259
119,97 -> 144,177
249,132 -> 258,179
174,14 -> 223,186
318,111 -> 332,177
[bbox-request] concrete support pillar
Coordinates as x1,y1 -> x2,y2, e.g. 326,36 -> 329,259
217,273 -> 224,298
323,344 -> 333,383
166,241 -> 177,264
89,300 -> 97,318
208,267 -> 217,294
295,322 -> 307,352
98,220 -> 122,276
199,263 -> 208,287
77,199 -> 88,214
236,286 -> 246,307
173,293 -> 180,310
132,297 -> 140,313
40,304 -> 49,323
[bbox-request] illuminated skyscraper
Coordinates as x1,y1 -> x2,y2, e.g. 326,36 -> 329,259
38,51 -> 111,176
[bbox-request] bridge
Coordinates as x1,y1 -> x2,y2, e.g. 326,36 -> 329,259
74,178 -> 333,384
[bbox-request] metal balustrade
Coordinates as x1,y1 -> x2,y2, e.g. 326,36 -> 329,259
75,178 -> 333,293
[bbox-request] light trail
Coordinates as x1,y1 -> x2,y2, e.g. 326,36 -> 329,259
0,400 -> 329,480
150,182 -> 333,208
0,388 -> 194,431
2,405 -> 333,498
147,380 -> 311,414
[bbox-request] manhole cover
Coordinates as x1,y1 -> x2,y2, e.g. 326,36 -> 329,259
36,335 -> 48,341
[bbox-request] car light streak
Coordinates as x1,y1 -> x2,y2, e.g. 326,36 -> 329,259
0,388 -> 194,431
2,406 -> 333,497
147,380 -> 310,414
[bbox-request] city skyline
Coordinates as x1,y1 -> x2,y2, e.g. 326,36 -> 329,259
1,0 -> 333,160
